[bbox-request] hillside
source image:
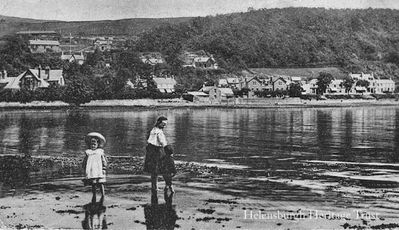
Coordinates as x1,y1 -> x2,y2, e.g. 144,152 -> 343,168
0,15 -> 192,37
135,8 -> 399,78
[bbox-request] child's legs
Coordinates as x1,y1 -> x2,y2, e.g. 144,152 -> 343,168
163,175 -> 173,187
91,184 -> 96,202
100,183 -> 105,197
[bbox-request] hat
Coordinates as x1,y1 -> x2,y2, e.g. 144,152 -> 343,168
85,132 -> 106,147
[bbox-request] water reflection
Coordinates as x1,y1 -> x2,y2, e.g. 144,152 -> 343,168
82,202 -> 107,230
0,107 -> 397,166
144,203 -> 177,230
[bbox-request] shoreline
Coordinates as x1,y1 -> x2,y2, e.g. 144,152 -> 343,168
1,155 -> 399,229
0,98 -> 398,110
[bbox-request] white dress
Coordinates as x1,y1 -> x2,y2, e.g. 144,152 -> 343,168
85,149 -> 106,181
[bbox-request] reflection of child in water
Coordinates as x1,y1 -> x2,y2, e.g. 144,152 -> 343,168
82,203 -> 107,230
159,145 -> 177,199
82,132 -> 107,204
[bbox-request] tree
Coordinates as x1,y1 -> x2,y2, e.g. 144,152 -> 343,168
316,72 -> 334,95
356,79 -> 369,88
340,77 -> 355,95
62,74 -> 93,106
288,82 -> 303,97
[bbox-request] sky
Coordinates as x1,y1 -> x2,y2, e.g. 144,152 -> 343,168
0,0 -> 399,21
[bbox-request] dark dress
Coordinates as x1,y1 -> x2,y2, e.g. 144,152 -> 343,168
143,143 -> 163,174
159,154 -> 177,175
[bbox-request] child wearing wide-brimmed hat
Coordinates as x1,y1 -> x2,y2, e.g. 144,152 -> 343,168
82,132 -> 107,204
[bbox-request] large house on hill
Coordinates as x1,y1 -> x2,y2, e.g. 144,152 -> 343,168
17,31 -> 60,40
29,40 -> 61,53
3,68 -> 64,90
180,50 -> 218,69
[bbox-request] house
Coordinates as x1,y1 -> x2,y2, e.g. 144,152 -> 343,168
4,68 -> 64,90
349,73 -> 376,93
152,77 -> 176,93
183,91 -> 209,102
375,78 -> 395,93
272,77 -> 288,91
218,77 -> 242,89
240,76 -> 272,92
0,70 -> 10,88
61,52 -> 85,65
29,40 -> 61,53
180,50 -> 218,69
94,38 -> 112,51
327,79 -> 345,94
139,52 -> 165,65
301,79 -> 318,94
209,87 -> 234,102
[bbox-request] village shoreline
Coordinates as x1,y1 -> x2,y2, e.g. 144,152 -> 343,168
0,98 -> 398,110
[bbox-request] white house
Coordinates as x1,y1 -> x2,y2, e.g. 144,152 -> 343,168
375,78 -> 395,93
152,77 -> 177,93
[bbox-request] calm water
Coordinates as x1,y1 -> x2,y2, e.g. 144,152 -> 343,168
1,106 -> 399,204
0,106 -> 398,167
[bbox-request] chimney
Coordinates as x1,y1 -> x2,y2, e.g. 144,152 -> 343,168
38,65 -> 42,79
3,70 -> 7,79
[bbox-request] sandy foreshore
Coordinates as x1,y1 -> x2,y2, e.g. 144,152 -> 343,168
0,98 -> 398,110
1,156 -> 399,229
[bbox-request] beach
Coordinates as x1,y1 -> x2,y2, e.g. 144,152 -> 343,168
1,156 -> 399,229
0,98 -> 398,109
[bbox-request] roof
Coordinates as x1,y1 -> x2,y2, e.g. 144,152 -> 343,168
273,77 -> 287,83
5,70 -> 49,89
291,76 -> 302,81
200,86 -> 214,93
218,79 -> 228,85
180,50 -> 214,64
376,79 -> 395,83
28,69 -> 63,82
29,40 -> 60,46
219,88 -> 234,96
355,86 -> 367,91
61,53 -> 85,61
250,67 -> 346,79
226,78 -> 240,84
187,91 -> 208,96
152,77 -> 177,85
17,31 -> 58,35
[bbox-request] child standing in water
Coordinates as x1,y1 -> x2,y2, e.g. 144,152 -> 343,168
83,132 -> 107,204
159,145 -> 177,196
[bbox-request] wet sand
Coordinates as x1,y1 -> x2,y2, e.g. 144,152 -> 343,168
1,156 -> 399,229
1,174 -> 398,230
